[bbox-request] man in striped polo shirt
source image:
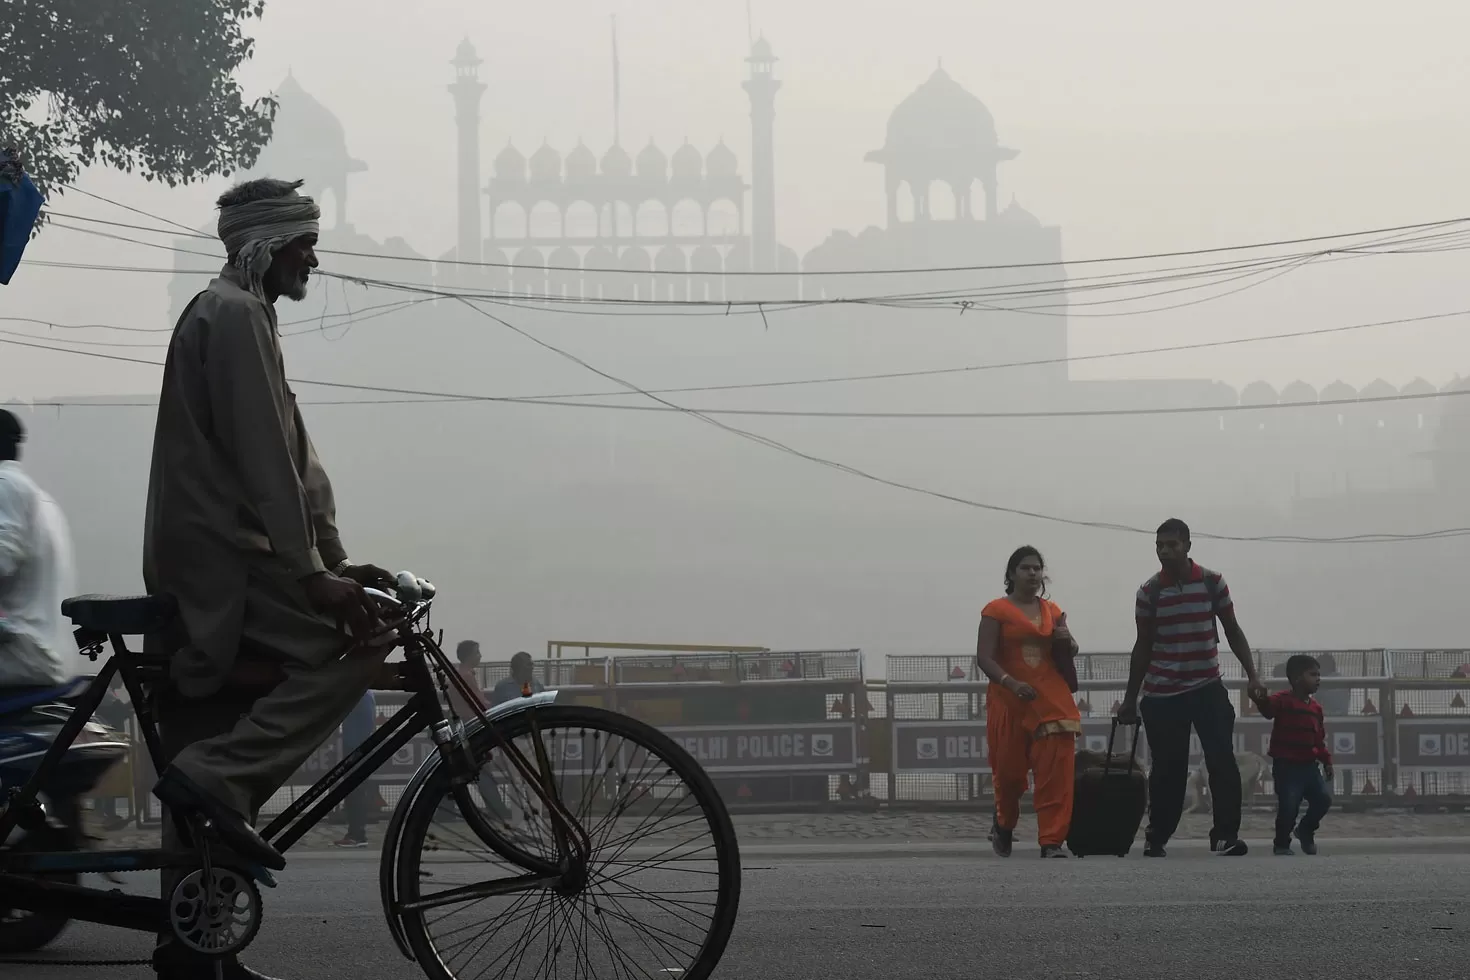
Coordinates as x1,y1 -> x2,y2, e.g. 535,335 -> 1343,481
1118,518 -> 1266,857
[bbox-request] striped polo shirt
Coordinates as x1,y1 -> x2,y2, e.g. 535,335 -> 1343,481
1135,561 -> 1232,698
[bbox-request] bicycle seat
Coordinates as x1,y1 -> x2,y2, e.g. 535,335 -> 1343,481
60,593 -> 178,635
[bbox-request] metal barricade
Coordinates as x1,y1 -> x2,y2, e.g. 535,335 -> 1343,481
882,652 -> 1393,808
609,648 -> 866,809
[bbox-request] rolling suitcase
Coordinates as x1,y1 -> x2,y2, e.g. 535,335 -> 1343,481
1067,718 -> 1147,858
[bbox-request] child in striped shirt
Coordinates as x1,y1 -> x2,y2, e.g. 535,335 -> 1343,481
1249,654 -> 1333,855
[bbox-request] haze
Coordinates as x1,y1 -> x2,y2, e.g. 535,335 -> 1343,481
6,0 -> 1470,673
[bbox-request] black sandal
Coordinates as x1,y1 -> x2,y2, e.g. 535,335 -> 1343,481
153,767 -> 286,871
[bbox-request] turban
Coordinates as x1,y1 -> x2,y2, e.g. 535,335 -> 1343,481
216,179 -> 321,298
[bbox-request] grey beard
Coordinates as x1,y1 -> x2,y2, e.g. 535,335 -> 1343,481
284,279 -> 310,302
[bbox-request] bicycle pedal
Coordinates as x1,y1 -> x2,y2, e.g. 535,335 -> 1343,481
245,865 -> 278,888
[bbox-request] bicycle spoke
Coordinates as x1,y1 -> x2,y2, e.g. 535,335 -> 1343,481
398,707 -> 736,980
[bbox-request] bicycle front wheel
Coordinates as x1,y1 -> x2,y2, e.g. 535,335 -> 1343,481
395,705 -> 741,980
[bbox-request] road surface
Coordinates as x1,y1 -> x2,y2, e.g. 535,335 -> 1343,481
8,838 -> 1468,979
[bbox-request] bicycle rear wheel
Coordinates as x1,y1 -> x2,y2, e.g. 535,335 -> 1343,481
394,705 -> 741,980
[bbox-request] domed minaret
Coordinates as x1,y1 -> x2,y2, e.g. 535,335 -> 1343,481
449,39 -> 487,264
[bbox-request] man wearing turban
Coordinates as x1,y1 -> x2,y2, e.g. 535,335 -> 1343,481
143,178 -> 393,980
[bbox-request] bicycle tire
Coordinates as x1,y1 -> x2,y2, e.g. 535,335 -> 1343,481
0,823 -> 76,953
394,705 -> 741,980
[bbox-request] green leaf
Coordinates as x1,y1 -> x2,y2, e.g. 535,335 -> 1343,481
0,0 -> 277,235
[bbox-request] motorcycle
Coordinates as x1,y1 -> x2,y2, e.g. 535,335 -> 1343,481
0,681 -> 131,952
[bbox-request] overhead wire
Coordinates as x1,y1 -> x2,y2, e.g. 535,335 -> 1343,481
7,291 -> 1467,400
14,191 -> 1470,544
30,211 -> 1470,320
7,314 -> 1470,545
51,184 -> 1470,276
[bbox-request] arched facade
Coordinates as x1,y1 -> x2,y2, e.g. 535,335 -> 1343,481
481,138 -> 750,300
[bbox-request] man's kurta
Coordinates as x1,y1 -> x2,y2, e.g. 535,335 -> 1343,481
144,265 -> 347,697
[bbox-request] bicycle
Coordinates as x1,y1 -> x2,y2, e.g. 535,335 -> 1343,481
0,573 -> 743,979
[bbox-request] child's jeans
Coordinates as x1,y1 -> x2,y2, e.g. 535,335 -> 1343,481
1272,758 -> 1332,846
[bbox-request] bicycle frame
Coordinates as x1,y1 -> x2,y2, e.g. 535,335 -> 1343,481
0,601 -> 570,937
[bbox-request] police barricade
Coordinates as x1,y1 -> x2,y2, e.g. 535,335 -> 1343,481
285,657 -> 617,817
240,649 -> 864,819
1386,649 -> 1470,802
882,652 -> 1390,806
608,649 -> 866,808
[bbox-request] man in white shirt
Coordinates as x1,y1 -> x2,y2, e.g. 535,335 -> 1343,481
0,408 -> 78,694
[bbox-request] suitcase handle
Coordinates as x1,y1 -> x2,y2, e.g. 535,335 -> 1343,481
1102,717 -> 1143,776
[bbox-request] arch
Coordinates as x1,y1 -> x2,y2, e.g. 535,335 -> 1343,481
317,186 -> 341,231
895,180 -> 916,223
609,199 -> 636,238
527,199 -> 563,239
618,245 -> 653,302
1277,380 -> 1318,434
670,198 -> 706,238
547,245 -> 581,301
722,242 -> 750,303
512,245 -> 545,299
690,244 -> 722,303
491,200 -> 527,239
1402,377 -> 1436,429
1359,377 -> 1399,430
583,245 -> 618,301
1320,380 -> 1357,430
563,200 -> 599,238
929,181 -> 959,222
707,199 -> 741,237
655,245 -> 688,303
1239,380 -> 1277,432
634,199 -> 669,238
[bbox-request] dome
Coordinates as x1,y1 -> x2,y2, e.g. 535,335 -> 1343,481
1240,381 -> 1278,405
601,143 -> 632,178
636,140 -> 667,180
494,141 -> 526,181
1321,380 -> 1357,402
565,141 -> 596,180
750,34 -> 775,63
671,140 -> 703,180
1279,380 -> 1318,403
529,141 -> 561,182
252,73 -> 366,181
1402,377 -> 1436,396
869,66 -> 1005,166
706,139 -> 737,179
453,38 -> 480,65
1360,378 -> 1397,401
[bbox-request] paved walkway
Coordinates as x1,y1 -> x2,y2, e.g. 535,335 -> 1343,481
94,806 -> 1469,852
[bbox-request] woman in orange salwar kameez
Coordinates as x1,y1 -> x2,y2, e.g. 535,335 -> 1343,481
976,546 -> 1082,858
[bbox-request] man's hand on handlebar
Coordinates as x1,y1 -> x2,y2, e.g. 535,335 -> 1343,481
303,571 -> 383,641
339,563 -> 396,590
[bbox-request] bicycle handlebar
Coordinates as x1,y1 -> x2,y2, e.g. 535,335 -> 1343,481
363,570 -> 437,613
